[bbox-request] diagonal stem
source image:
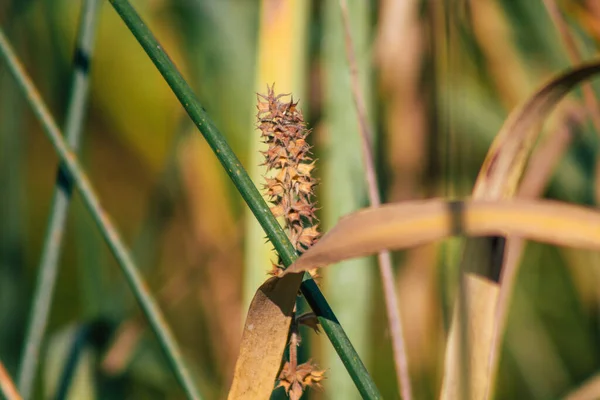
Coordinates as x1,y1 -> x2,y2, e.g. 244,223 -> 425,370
0,25 -> 203,400
16,1 -> 101,398
107,0 -> 381,398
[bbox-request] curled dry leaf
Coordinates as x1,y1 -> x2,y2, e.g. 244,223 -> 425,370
473,60 -> 600,199
227,273 -> 303,400
468,59 -> 600,400
280,198 -> 600,276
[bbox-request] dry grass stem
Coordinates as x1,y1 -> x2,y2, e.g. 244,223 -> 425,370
339,1 -> 413,398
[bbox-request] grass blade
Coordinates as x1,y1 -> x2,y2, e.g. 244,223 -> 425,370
0,25 -> 203,400
281,198 -> 600,274
0,19 -> 27,376
473,60 -> 600,200
440,275 -> 498,400
466,59 -> 600,400
489,109 -> 581,400
52,320 -> 112,400
107,1 -> 382,398
15,2 -> 102,397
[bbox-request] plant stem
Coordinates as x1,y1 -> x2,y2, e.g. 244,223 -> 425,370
16,1 -> 101,398
0,26 -> 203,400
338,1 -> 413,398
107,1 -> 382,398
53,320 -> 112,400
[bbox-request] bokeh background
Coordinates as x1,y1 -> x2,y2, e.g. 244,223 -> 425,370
1,0 -> 600,399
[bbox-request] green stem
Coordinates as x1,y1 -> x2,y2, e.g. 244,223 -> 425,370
108,1 -> 381,398
53,319 -> 112,400
16,1 -> 101,398
0,25 -> 203,400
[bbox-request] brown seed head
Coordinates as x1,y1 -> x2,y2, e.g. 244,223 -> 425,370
257,85 -> 321,268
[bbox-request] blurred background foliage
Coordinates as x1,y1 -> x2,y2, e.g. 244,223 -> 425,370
1,0 -> 600,399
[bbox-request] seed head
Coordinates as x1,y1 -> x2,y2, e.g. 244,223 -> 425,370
257,85 -> 321,271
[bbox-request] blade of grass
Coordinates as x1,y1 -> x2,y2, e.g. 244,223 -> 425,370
0,360 -> 21,400
440,274 -> 498,400
281,198 -> 600,275
0,26 -> 204,400
451,59 -> 600,400
471,60 -> 600,400
53,320 -> 111,400
15,2 -> 102,398
0,16 -> 27,375
472,60 -> 600,200
338,1 -> 412,398
542,0 -> 600,133
107,1 -> 382,398
541,0 -> 600,214
490,108 -> 581,400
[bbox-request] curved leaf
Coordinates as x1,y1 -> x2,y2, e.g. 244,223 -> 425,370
473,60 -> 600,199
281,199 -> 600,275
228,273 -> 304,400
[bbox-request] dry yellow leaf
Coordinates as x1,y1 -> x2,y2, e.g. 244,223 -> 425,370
227,273 -> 303,400
281,198 -> 600,275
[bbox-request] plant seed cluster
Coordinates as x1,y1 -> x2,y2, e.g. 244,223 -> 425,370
257,85 -> 320,274
257,85 -> 325,399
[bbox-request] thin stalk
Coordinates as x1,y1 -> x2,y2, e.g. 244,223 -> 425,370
107,1 -> 381,398
53,319 -> 111,400
0,360 -> 21,400
322,0 -> 375,397
0,18 -> 26,376
53,324 -> 92,400
16,1 -> 101,398
338,1 -> 413,398
0,27 -> 203,400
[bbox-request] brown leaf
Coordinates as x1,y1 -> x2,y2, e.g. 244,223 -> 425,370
439,275 -> 499,400
280,198 -> 600,276
227,273 -> 303,400
468,60 -> 600,400
473,60 -> 600,199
